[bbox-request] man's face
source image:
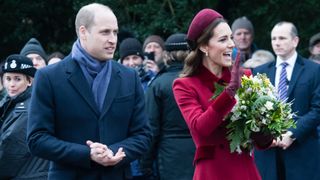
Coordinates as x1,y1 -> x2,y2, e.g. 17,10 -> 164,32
26,53 -> 46,69
310,42 -> 320,55
144,42 -> 163,62
233,28 -> 253,51
80,9 -> 118,61
271,24 -> 299,60
122,55 -> 143,68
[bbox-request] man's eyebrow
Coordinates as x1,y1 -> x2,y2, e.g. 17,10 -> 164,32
99,28 -> 118,33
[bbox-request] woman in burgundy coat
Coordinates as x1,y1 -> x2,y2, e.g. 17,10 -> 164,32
172,9 -> 262,180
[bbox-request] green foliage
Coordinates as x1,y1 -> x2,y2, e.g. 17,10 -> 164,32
0,0 -> 76,60
227,0 -> 320,56
210,82 -> 226,100
227,74 -> 296,153
0,0 -> 319,60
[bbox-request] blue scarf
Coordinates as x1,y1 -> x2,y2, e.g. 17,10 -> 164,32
71,40 -> 112,112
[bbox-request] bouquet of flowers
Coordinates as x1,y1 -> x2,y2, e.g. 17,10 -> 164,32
226,73 -> 296,153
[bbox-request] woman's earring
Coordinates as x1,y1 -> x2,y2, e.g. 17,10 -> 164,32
205,52 -> 208,57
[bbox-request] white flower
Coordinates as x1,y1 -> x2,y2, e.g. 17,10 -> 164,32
240,105 -> 247,110
265,101 -> 274,110
251,125 -> 260,132
235,145 -> 242,154
267,90 -> 277,99
226,73 -> 296,154
246,88 -> 252,93
252,76 -> 260,84
262,118 -> 266,124
230,115 -> 239,121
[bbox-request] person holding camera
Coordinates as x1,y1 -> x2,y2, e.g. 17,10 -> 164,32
142,35 -> 166,81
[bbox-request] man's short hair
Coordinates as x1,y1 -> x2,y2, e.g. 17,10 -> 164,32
75,3 -> 112,37
274,21 -> 298,37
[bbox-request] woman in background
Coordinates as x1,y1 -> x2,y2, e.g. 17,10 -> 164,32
0,54 -> 48,179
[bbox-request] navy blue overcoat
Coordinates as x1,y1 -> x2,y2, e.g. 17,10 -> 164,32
27,56 -> 151,180
253,55 -> 320,180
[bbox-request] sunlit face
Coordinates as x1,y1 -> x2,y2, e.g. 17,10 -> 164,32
26,53 -> 46,69
144,42 -> 164,62
122,55 -> 143,68
3,73 -> 31,97
233,28 -> 253,51
201,22 -> 235,67
271,23 -> 299,60
310,42 -> 320,55
48,57 -> 62,65
80,9 -> 118,61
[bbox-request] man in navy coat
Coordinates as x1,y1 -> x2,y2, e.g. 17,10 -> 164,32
27,3 -> 151,180
253,21 -> 320,180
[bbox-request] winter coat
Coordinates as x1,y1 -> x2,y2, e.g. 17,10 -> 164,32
253,55 -> 320,180
0,87 -> 49,179
27,57 -> 151,180
173,64 -> 261,180
143,62 -> 195,180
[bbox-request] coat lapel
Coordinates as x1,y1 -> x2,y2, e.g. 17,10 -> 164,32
100,62 -> 121,118
287,56 -> 304,99
66,59 -> 99,115
267,62 -> 276,86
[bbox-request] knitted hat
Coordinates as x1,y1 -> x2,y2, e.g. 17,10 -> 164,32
20,38 -> 47,61
119,38 -> 144,61
3,54 -> 36,77
309,32 -> 320,48
231,16 -> 254,35
187,9 -> 223,50
165,33 -> 188,52
142,35 -> 165,51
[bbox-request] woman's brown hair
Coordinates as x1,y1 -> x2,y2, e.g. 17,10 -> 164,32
180,18 -> 226,77
162,50 -> 189,65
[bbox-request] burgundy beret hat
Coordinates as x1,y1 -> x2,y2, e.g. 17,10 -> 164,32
187,9 -> 223,50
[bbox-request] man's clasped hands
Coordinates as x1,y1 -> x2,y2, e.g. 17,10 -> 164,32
86,140 -> 126,166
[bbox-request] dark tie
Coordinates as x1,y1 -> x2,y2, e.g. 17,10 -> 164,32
278,62 -> 289,101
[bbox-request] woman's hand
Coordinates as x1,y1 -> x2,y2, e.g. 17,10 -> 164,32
225,52 -> 242,96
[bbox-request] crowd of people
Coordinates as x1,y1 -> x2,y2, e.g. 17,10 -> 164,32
0,2 -> 319,180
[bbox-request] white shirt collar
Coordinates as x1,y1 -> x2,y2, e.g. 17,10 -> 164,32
276,51 -> 297,68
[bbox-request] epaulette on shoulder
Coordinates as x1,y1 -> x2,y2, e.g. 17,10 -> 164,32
15,102 -> 27,111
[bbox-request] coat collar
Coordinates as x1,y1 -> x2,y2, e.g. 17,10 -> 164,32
100,61 -> 121,119
66,57 -> 99,115
287,55 -> 304,98
198,64 -> 231,92
265,55 -> 305,100
265,61 -> 277,85
65,57 -> 121,116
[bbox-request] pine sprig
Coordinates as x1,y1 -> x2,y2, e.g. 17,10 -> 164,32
210,82 -> 226,100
